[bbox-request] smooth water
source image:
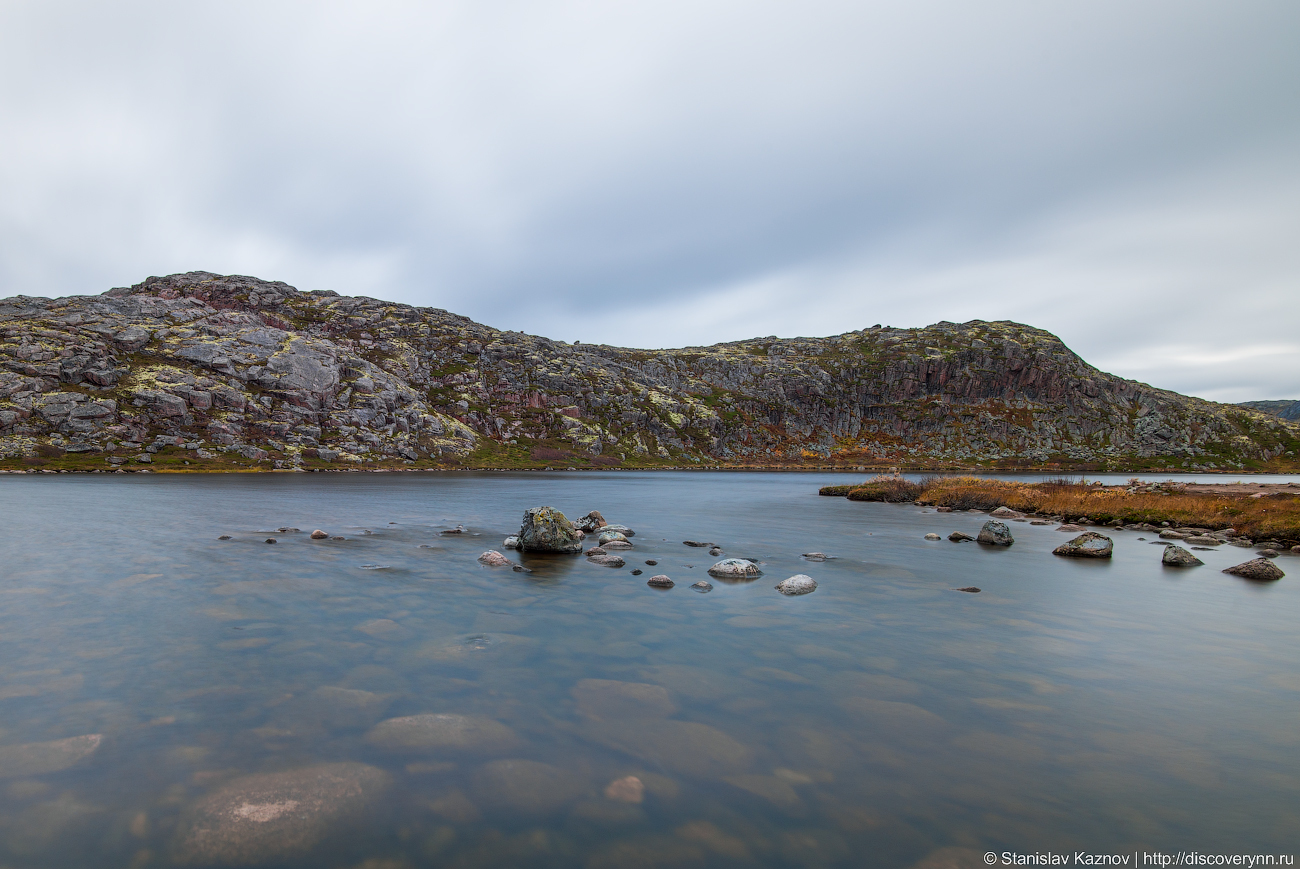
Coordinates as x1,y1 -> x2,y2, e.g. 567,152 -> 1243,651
0,472 -> 1297,868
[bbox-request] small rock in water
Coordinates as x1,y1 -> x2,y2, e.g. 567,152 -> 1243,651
575,510 -> 607,532
644,560 -> 658,566
1030,520 -> 1052,526
1052,532 -> 1113,559
511,564 -> 532,573
690,581 -> 713,593
584,546 -> 607,556
441,526 -> 465,535
954,586 -> 981,593
976,521 -> 1014,547
310,530 -> 328,539
923,533 -> 940,541
709,547 -> 723,556
990,506 -> 1022,518
935,506 -> 953,513
948,532 -> 974,542
588,554 -> 626,568
775,574 -> 817,595
1259,549 -> 1279,558
265,538 -> 277,544
801,552 -> 827,561
1162,545 -> 1203,567
218,535 -> 232,540
1159,530 -> 1189,540
604,775 -> 645,803
603,540 -> 634,550
1056,524 -> 1085,533
1183,535 -> 1221,546
602,524 -> 635,537
277,527 -> 300,533
683,540 -> 712,547
707,558 -> 762,579
478,550 -> 511,567
331,536 -> 346,541
630,569 -> 642,575
503,536 -> 520,549
598,530 -> 629,545
1223,558 -> 1284,582
647,575 -> 674,588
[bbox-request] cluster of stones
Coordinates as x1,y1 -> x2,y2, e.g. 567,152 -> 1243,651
2,270 -> 1296,471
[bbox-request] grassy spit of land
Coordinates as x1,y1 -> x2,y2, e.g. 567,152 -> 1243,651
821,475 -> 1300,546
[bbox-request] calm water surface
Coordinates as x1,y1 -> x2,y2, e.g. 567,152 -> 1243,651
0,472 -> 1297,868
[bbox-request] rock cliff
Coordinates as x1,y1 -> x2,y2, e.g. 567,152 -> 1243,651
1,271 -> 1296,472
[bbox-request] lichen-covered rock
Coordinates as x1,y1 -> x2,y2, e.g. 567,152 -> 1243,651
775,575 -> 817,595
574,511 -> 606,532
1223,558 -> 1284,581
597,530 -> 628,545
1052,532 -> 1113,558
518,506 -> 583,553
976,521 -> 1014,547
1162,544 -> 1203,567
707,558 -> 762,579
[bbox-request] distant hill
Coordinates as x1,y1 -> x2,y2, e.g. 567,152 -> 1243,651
1238,400 -> 1300,422
0,271 -> 1298,472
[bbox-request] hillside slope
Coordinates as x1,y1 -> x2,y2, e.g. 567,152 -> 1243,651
0,272 -> 1296,472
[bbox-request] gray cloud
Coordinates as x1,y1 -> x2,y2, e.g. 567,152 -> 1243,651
0,0 -> 1297,401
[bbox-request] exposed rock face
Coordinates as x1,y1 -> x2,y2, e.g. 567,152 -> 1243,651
2,271 -> 1298,470
518,506 -> 583,553
173,762 -> 390,866
1162,545 -> 1203,567
976,521 -> 1014,546
1223,558 -> 1285,581
1052,532 -> 1114,558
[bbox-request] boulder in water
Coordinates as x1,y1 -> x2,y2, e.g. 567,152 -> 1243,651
518,506 -> 583,553
948,531 -> 974,542
923,533 -> 940,541
477,550 -> 510,567
598,530 -> 628,545
1052,532 -> 1113,559
775,575 -> 817,595
976,521 -> 1014,547
990,506 -> 1022,518
647,575 -> 674,588
1162,545 -> 1203,567
588,554 -> 626,568
502,535 -> 520,549
1224,558 -> 1284,581
690,581 -> 713,593
707,558 -> 762,579
310,529 -> 328,539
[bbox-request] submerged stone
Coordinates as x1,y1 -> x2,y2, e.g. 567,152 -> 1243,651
572,679 -> 676,720
471,759 -> 585,817
0,734 -> 102,779
172,762 -> 390,867
365,713 -> 517,753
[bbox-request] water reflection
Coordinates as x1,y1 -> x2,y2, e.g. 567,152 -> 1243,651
0,471 -> 1295,867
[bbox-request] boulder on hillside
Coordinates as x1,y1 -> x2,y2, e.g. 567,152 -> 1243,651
1162,545 -> 1203,567
1052,532 -> 1113,559
518,506 -> 583,553
1224,558 -> 1284,581
976,521 -> 1014,547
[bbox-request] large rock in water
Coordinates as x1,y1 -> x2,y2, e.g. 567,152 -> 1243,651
1052,532 -> 1113,558
518,506 -> 583,553
1223,558 -> 1285,582
1162,545 -> 1203,567
707,558 -> 763,580
173,762 -> 390,866
976,520 -> 1014,547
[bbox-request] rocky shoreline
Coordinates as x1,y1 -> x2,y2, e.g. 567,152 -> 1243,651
1,271 -> 1297,474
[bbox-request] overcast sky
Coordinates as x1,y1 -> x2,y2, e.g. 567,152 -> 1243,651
1,1 -> 1297,402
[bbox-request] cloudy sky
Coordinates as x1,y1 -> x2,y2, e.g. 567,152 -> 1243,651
1,1 -> 1297,401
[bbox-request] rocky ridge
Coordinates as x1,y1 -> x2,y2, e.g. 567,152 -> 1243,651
0,271 -> 1297,472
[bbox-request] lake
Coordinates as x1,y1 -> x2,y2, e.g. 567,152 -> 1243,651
0,471 -> 1296,868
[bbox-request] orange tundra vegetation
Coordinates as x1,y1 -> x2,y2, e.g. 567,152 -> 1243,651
821,476 -> 1300,544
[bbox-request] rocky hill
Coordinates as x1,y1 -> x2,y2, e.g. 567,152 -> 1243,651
1238,400 -> 1300,422
0,271 -> 1296,473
